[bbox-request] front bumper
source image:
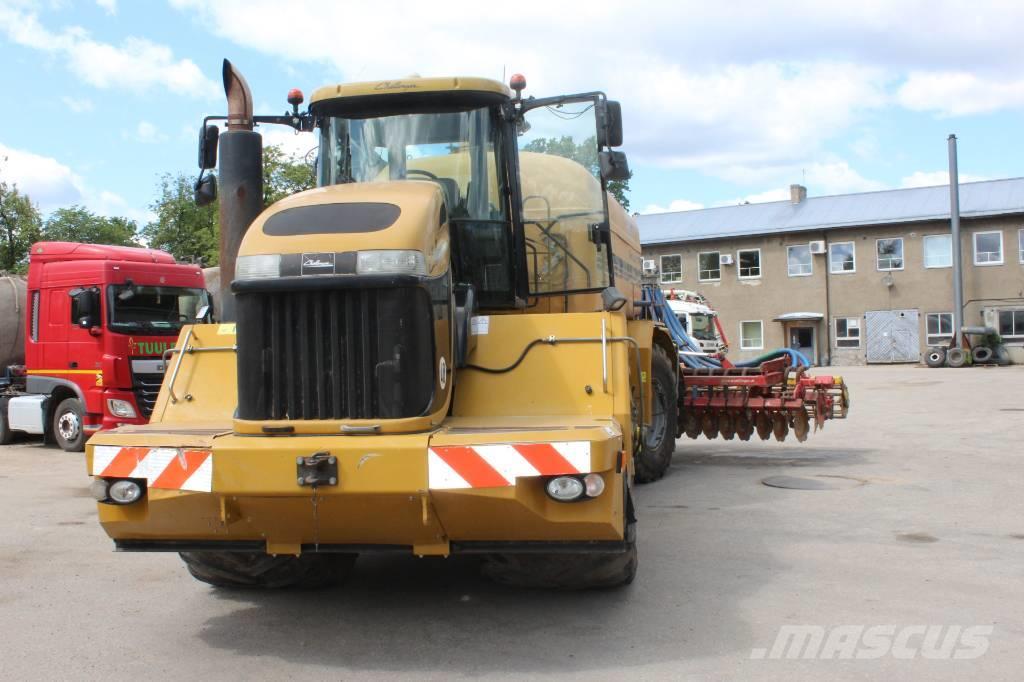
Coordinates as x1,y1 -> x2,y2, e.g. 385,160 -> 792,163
87,418 -> 627,556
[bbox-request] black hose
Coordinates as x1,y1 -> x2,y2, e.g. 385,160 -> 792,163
464,339 -> 551,374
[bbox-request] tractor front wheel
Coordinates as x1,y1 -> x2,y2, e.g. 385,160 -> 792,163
634,344 -> 678,483
180,551 -> 357,589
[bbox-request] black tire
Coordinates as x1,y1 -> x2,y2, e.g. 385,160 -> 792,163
179,551 -> 356,589
635,344 -> 678,483
946,348 -> 969,368
52,397 -> 86,452
924,347 -> 947,368
0,405 -> 13,445
971,346 -> 994,363
480,523 -> 637,590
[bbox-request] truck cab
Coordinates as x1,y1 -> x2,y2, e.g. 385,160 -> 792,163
1,242 -> 207,450
665,289 -> 727,355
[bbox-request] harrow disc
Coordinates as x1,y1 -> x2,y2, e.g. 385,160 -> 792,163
771,412 -> 789,442
683,411 -> 701,440
718,413 -> 736,440
701,412 -> 718,440
793,410 -> 810,442
736,412 -> 754,441
755,411 -> 772,440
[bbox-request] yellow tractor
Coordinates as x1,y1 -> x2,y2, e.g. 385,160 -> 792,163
85,62 -> 679,588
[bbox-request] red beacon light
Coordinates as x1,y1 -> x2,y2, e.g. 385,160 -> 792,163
509,73 -> 526,99
287,88 -> 304,114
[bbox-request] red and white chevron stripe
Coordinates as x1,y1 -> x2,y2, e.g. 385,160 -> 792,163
91,445 -> 213,492
428,441 -> 591,490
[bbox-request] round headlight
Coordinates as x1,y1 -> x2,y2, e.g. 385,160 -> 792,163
89,478 -> 110,501
583,473 -> 605,497
545,476 -> 585,502
108,480 -> 143,505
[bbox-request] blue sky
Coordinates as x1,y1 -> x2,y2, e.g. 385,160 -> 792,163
2,0 -> 1024,225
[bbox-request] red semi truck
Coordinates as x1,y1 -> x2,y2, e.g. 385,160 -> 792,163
0,242 -> 209,451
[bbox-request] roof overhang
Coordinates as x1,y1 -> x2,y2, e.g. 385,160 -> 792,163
774,312 -> 824,322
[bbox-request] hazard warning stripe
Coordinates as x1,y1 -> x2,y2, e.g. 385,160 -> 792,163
428,441 -> 591,490
91,445 -> 213,492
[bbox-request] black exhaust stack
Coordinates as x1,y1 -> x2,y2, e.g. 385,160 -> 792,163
217,59 -> 263,322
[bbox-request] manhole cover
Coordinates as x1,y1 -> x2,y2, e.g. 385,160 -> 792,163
761,475 -> 865,490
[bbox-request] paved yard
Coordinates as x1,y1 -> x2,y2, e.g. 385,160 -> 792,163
1,365 -> 1021,680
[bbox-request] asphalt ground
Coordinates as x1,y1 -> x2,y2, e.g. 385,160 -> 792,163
1,364 -> 1021,680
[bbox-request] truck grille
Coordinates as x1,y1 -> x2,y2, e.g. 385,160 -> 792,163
236,287 -> 435,421
132,372 -> 164,418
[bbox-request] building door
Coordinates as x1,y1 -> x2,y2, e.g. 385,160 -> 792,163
865,310 -> 920,363
788,326 -> 816,364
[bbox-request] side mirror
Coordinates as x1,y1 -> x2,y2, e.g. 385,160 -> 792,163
70,287 -> 100,329
599,150 -> 630,182
194,174 -> 217,206
198,124 -> 219,170
195,304 -> 212,323
453,283 -> 478,368
598,100 -> 623,148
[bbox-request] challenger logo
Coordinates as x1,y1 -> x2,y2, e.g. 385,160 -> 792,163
128,337 -> 173,357
301,252 -> 336,276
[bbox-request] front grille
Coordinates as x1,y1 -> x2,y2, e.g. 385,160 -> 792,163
132,372 -> 164,418
236,287 -> 435,421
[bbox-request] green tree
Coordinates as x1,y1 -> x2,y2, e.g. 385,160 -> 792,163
142,173 -> 220,265
141,144 -> 316,266
42,206 -> 138,247
522,135 -> 632,210
0,166 -> 42,273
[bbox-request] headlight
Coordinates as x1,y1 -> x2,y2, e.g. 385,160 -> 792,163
545,476 -> 586,502
356,250 -> 426,276
236,254 -> 282,280
106,398 -> 137,419
107,479 -> 143,505
89,478 -> 110,501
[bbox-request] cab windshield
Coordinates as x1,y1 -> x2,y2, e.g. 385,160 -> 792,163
107,285 -> 208,335
690,313 -> 717,341
319,108 -> 506,221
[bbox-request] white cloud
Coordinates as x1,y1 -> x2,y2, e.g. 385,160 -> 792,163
261,127 -> 318,162
0,142 -> 150,221
642,199 -> 704,214
61,95 -> 94,113
900,170 -> 990,188
897,71 -> 1024,116
95,0 -> 116,15
126,120 -> 167,144
0,6 -> 218,98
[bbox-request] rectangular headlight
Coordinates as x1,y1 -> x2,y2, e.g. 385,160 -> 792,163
236,254 -> 282,280
356,250 -> 426,276
106,398 -> 137,419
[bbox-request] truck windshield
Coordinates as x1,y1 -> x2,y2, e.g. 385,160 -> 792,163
690,313 -> 717,341
319,107 -> 506,221
108,285 -> 208,335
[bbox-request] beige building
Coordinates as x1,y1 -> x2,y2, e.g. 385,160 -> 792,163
639,179 -> 1024,365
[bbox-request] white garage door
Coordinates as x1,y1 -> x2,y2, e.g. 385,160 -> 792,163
866,310 -> 920,364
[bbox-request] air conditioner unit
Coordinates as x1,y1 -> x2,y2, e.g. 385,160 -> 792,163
720,254 -> 734,265
809,240 -> 826,254
642,259 -> 657,275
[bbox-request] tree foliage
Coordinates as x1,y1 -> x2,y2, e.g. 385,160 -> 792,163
141,143 -> 316,266
42,206 -> 139,247
0,162 -> 42,273
522,135 -> 632,210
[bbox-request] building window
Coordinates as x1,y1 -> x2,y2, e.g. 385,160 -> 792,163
974,230 -> 1003,265
829,241 -> 856,273
787,245 -> 812,276
926,312 -> 954,346
923,234 -> 952,268
698,251 -> 721,281
998,309 -> 1024,341
740,320 -> 764,350
737,248 -> 761,279
1018,229 -> 1023,264
876,238 -> 904,271
660,254 -> 682,283
834,317 -> 860,348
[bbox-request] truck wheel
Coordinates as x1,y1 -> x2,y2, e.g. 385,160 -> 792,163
0,406 -> 12,445
480,523 -> 637,590
53,398 -> 86,452
634,344 -> 678,483
924,348 -> 946,368
179,552 -> 357,589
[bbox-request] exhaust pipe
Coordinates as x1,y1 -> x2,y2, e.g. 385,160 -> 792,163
217,59 -> 263,322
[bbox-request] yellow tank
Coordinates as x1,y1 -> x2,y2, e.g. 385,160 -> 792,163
85,72 -> 675,589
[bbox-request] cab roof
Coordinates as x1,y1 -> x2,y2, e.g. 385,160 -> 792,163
309,76 -> 510,117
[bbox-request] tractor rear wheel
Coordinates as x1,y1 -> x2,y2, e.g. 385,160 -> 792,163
480,523 -> 637,590
179,551 -> 356,589
634,344 -> 678,483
